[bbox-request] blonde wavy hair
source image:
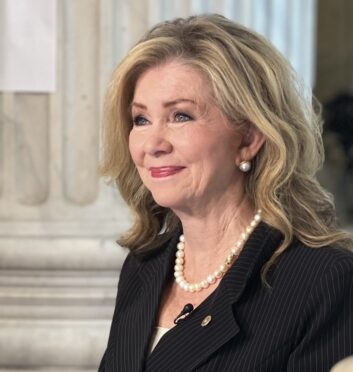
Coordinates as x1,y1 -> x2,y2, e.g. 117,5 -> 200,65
100,14 -> 352,269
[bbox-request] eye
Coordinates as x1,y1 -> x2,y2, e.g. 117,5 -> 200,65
174,112 -> 193,122
132,115 -> 149,126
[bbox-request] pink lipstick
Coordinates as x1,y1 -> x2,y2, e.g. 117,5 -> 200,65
150,166 -> 184,178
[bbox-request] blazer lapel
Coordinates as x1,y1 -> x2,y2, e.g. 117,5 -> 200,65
114,234 -> 178,372
145,222 -> 283,372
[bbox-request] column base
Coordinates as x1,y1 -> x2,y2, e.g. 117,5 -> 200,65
0,237 -> 126,369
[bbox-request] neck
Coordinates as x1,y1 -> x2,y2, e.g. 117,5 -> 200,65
173,206 -> 262,292
174,196 -> 257,282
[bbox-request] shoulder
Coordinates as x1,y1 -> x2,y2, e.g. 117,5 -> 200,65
271,240 -> 353,299
116,249 -> 146,295
118,231 -> 178,286
283,243 -> 353,369
282,240 -> 353,274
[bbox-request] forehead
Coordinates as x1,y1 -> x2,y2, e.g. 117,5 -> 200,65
133,60 -> 212,102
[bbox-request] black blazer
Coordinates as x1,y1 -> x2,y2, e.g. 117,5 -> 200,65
99,223 -> 353,371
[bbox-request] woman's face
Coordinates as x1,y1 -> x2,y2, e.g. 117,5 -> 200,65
129,60 -> 245,213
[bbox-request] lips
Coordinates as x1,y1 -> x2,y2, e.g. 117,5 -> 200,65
149,166 -> 185,178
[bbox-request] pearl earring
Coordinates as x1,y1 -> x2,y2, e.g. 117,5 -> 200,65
239,160 -> 251,172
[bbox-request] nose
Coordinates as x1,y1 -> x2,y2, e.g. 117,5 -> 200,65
143,126 -> 173,157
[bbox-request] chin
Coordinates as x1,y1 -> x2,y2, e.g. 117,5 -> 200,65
150,193 -> 184,210
152,198 -> 179,209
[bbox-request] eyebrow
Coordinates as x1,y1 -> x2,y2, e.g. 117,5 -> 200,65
131,98 -> 196,110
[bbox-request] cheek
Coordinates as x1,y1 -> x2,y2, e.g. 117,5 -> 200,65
201,140 -> 238,173
128,131 -> 142,165
128,136 -> 148,183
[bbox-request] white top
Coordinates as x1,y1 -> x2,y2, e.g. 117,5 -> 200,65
331,356 -> 353,372
149,326 -> 170,353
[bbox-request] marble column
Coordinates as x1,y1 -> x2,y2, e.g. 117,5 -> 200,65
0,0 -> 317,370
0,0 -> 130,370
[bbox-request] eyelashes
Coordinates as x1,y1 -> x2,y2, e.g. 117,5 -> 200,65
132,112 -> 194,126
132,115 -> 149,126
174,112 -> 193,122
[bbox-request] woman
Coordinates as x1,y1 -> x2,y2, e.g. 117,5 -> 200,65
99,14 -> 353,372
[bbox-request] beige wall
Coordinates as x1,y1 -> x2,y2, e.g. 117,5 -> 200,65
315,0 -> 353,226
315,0 -> 353,102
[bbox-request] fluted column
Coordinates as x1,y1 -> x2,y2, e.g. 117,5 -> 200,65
0,0 -> 317,370
0,1 -> 129,370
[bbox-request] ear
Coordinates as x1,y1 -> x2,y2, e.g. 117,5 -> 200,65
235,125 -> 265,166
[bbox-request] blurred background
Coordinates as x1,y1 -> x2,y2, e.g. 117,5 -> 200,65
0,0 -> 352,371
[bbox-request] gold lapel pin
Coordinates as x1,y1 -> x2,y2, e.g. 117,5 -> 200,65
201,315 -> 212,327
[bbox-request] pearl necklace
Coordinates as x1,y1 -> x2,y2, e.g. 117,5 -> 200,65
174,210 -> 262,292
